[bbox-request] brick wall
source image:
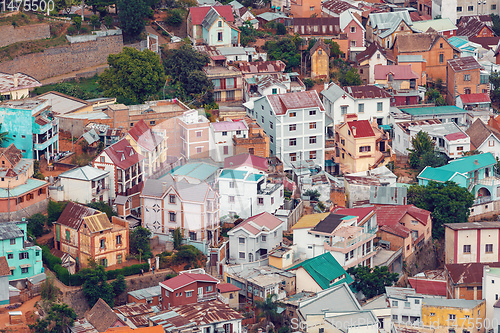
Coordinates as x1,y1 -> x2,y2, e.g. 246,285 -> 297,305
0,34 -> 123,80
0,24 -> 50,48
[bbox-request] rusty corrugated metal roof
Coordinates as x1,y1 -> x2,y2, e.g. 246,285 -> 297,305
83,212 -> 112,233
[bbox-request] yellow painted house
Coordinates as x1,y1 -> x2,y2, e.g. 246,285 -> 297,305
269,245 -> 294,269
421,298 -> 485,333
335,116 -> 383,173
310,39 -> 330,79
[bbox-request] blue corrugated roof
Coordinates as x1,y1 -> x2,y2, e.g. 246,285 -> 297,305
418,166 -> 457,182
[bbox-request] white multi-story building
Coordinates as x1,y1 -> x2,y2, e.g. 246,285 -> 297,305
227,212 -> 285,263
321,83 -> 392,133
217,168 -> 284,219
141,173 -> 220,246
291,208 -> 378,269
50,166 -> 110,203
248,91 -> 326,169
393,119 -> 470,159
386,287 -> 423,325
210,120 -> 249,162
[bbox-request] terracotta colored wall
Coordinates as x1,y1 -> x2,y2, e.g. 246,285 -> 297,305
161,281 -> 218,308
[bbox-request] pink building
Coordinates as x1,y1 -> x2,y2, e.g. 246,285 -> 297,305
155,110 -> 211,160
340,10 -> 365,59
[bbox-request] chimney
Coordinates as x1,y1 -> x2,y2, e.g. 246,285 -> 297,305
324,82 -> 329,91
13,73 -> 19,88
474,159 -> 479,165
485,265 -> 490,273
352,126 -> 357,136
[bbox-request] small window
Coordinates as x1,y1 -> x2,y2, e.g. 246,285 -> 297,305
262,235 -> 267,241
258,198 -> 264,205
270,135 -> 273,143
309,5 -> 314,10
66,230 -> 70,241
439,54 -> 444,63
309,110 -> 316,116
350,26 -> 355,33
100,239 -> 105,249
358,104 -> 364,113
7,254 -> 13,259
377,53 -> 381,59
186,291 -> 193,297
218,32 -> 223,41
486,244 -> 493,253
430,312 -> 435,316
463,245 -> 471,253
289,112 -> 296,117
117,254 -> 122,264
392,300 -> 398,307
468,5 -> 473,11
270,121 -> 273,129
116,235 -> 122,245
492,4 -> 497,10
169,195 -> 176,204
464,74 -> 471,81
289,138 -> 296,146
415,299 -> 420,304
169,212 -> 176,222
377,102 -> 383,111
100,156 -> 105,162
272,88 -> 277,94
289,124 -> 296,131
457,6 -> 462,11
239,252 -> 245,259
21,267 -> 29,274
289,153 -> 296,162
229,182 -> 235,188
196,131 -> 202,137
222,131 -> 228,136
229,196 -> 235,203
404,301 -> 410,308
309,136 -> 316,144
341,106 -> 348,115
309,151 -> 316,159
440,43 -> 443,48
218,20 -> 222,27
309,122 -> 316,129
239,237 -> 245,244
10,239 -> 15,245
150,121 -> 156,125
449,314 -> 456,320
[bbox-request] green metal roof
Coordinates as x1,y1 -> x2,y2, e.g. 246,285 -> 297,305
399,106 -> 467,116
412,18 -> 457,33
438,153 -> 496,173
287,253 -> 353,289
418,166 -> 457,182
0,178 -> 47,198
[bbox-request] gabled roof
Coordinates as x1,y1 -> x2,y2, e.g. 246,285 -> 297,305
309,39 -> 331,57
368,10 -> 412,39
375,204 -> 430,231
394,32 -> 446,53
438,152 -> 496,173
447,56 -> 482,72
160,272 -> 219,291
309,213 -> 351,234
230,212 -> 284,235
412,18 -> 457,33
446,262 -> 500,285
101,138 -> 144,170
321,0 -> 357,14
339,9 -> 364,31
333,206 -> 375,222
465,119 -> 500,150
469,36 -> 500,50
189,5 -> 234,25
287,253 -> 353,289
266,91 -> 324,115
0,144 -> 22,167
0,256 -> 10,276
82,212 -> 113,233
224,153 -> 268,171
342,85 -> 392,99
142,174 -> 215,203
459,93 -> 490,104
457,16 -> 494,37
292,213 -> 330,230
56,201 -> 99,230
202,7 -> 224,29
127,119 -> 150,141
218,282 -> 241,293
374,64 -> 418,80
58,165 -> 109,181
356,43 -> 389,64
86,298 -> 125,332
417,166 -> 460,182
342,119 -> 376,138
408,277 -> 447,297
238,60 -> 286,75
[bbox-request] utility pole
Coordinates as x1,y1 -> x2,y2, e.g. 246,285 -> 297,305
7,181 -> 10,222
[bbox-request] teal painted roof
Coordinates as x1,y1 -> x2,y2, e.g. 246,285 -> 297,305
438,153 -> 496,173
418,166 -> 457,182
0,178 -> 47,198
341,215 -> 357,220
168,162 -> 218,181
399,106 -> 467,116
287,253 -> 353,289
448,36 -> 469,48
219,169 -> 264,181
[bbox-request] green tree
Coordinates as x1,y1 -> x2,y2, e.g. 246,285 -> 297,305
173,227 -> 183,249
303,78 -> 314,89
30,303 -> 77,333
118,0 -> 148,37
264,35 -> 303,72
255,294 -> 283,325
40,277 -> 60,303
99,47 -> 165,105
73,16 -> 82,32
276,23 -> 286,35
83,263 -> 114,307
130,226 -> 152,256
90,15 -> 100,29
408,181 -> 474,239
347,266 -> 398,299
408,131 -> 447,172
27,213 -> 47,238
47,201 -> 68,226
165,9 -> 183,27
87,0 -> 115,16
0,124 -> 12,145
104,15 -> 114,28
304,189 -> 320,201
340,67 -> 362,86
490,71 -> 500,104
184,70 -> 214,97
112,274 -> 127,295
491,14 -> 500,36
86,201 -> 117,219
324,39 -> 342,58
425,88 -> 446,105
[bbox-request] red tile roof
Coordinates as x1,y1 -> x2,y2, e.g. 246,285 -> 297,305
346,120 -> 375,138
224,153 -> 268,171
127,119 -> 150,141
102,138 -> 145,170
218,283 -> 241,293
374,64 -> 419,80
267,91 -> 324,115
189,5 -> 234,25
459,93 -> 491,104
444,132 -> 468,141
232,212 -> 284,235
160,273 -> 219,291
408,277 -> 447,296
375,204 -> 430,230
333,207 -> 375,221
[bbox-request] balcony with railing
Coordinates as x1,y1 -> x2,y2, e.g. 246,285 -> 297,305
198,291 -> 218,302
324,226 -> 377,253
92,184 -> 110,196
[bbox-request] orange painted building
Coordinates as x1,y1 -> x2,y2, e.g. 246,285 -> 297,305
234,116 -> 269,158
446,56 -> 489,105
290,0 -> 321,18
393,32 -> 460,82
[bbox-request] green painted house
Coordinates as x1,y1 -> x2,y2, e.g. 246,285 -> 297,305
417,153 -> 498,205
0,221 -> 44,282
287,252 -> 353,293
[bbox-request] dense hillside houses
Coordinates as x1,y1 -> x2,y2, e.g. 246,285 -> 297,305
7,0 -> 500,330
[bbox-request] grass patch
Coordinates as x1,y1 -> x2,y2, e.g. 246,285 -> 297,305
34,75 -> 105,100
0,34 -> 68,62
